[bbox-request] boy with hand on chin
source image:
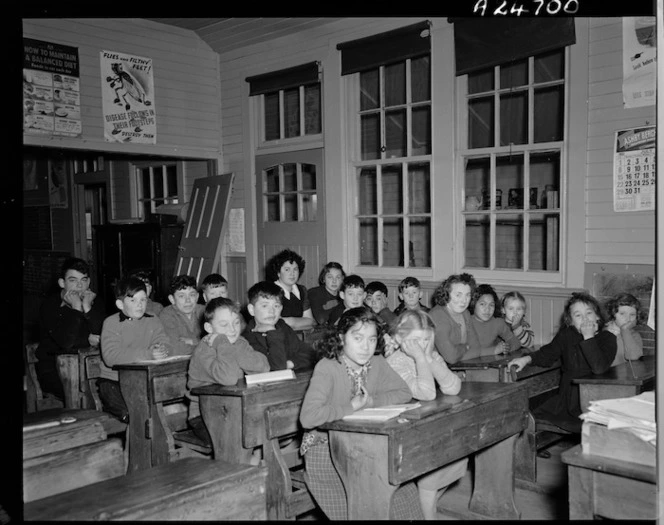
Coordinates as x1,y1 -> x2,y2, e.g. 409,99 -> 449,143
159,275 -> 205,356
99,276 -> 171,422
242,281 -> 316,371
186,297 -> 270,447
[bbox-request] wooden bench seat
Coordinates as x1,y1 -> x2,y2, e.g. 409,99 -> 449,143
24,457 -> 268,521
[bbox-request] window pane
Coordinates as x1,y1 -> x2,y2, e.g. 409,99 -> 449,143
266,195 -> 280,221
153,171 -> 164,199
535,50 -> 564,83
468,68 -> 494,94
385,62 -> 406,107
534,86 -> 564,142
409,163 -> 430,214
141,168 -> 150,199
497,155 -> 524,210
302,193 -> 317,221
304,84 -> 321,135
500,59 -> 527,88
385,109 -> 406,158
284,194 -> 298,221
500,92 -> 527,145
360,218 -> 378,265
411,55 -> 431,103
264,92 -> 280,141
284,88 -> 300,138
528,212 -> 560,270
382,165 -> 403,215
468,97 -> 494,148
412,106 -> 431,156
358,168 -> 377,215
166,165 -> 177,198
283,163 -> 297,192
464,214 -> 490,268
465,157 -> 490,211
265,167 -> 279,192
530,152 -> 561,209
360,69 -> 379,111
496,214 -> 523,269
383,217 -> 403,266
409,217 -> 431,267
361,113 -> 381,161
302,163 -> 316,190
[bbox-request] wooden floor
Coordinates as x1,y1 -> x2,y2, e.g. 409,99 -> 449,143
297,437 -> 579,521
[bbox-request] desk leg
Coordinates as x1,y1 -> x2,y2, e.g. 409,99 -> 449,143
514,412 -> 537,483
119,369 -> 152,473
329,431 -> 396,520
566,465 -> 594,519
200,395 -> 253,464
469,434 -> 520,519
56,354 -> 80,409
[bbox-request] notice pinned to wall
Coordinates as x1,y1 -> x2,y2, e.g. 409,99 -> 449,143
613,126 -> 656,212
226,208 -> 246,253
101,50 -> 156,144
622,17 -> 656,109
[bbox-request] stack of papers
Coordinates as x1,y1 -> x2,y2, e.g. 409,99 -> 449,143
580,391 -> 656,445
342,402 -> 421,422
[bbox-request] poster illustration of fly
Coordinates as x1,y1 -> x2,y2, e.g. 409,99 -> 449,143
613,126 -> 655,212
101,50 -> 156,144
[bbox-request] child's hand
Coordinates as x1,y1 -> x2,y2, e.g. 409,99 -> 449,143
63,289 -> 83,311
151,342 -> 168,360
580,319 -> 598,339
179,336 -> 195,345
400,338 -> 426,361
80,289 -> 96,310
509,312 -> 523,328
88,334 -> 100,347
493,341 -> 509,355
286,360 -> 294,369
203,333 -> 219,346
351,386 -> 371,410
616,317 -> 637,332
508,356 -> 532,373
605,320 -> 621,337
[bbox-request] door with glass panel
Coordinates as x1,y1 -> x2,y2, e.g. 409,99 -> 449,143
255,149 -> 325,290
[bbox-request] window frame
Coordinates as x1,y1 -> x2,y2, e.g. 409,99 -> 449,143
132,160 -> 182,222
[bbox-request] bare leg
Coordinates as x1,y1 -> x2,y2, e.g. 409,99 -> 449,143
418,486 -> 449,520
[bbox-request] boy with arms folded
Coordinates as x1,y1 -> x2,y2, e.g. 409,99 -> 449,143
159,275 -> 205,355
99,276 -> 171,422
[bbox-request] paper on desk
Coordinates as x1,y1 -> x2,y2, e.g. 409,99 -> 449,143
580,391 -> 656,444
342,402 -> 421,422
133,355 -> 191,364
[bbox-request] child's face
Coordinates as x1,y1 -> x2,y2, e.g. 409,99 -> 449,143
341,286 -> 367,309
324,269 -> 344,295
399,286 -> 422,309
614,305 -> 637,327
169,286 -> 199,315
473,294 -> 496,322
447,283 -> 472,314
59,269 -> 90,295
248,296 -> 283,328
117,290 -> 147,320
365,291 -> 388,314
205,307 -> 241,344
278,261 -> 300,288
569,301 -> 599,332
342,321 -> 378,370
502,298 -> 526,324
203,284 -> 228,302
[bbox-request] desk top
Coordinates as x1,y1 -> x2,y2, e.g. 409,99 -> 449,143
572,356 -> 655,386
561,444 -> 656,484
113,355 -> 190,373
192,369 -> 313,398
449,348 -> 560,380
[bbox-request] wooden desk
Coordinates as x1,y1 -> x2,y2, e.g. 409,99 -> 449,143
56,346 -> 100,409
321,382 -> 529,520
192,370 -> 313,463
24,457 -> 268,521
573,356 -> 655,412
115,356 -> 191,473
561,444 -> 656,519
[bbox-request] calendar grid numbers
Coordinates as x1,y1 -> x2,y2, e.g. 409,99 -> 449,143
613,126 -> 656,212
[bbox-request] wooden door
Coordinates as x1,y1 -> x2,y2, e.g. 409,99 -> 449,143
175,174 -> 234,284
255,150 -> 325,290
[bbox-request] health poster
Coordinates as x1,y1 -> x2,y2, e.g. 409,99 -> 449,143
101,50 -> 156,144
613,126 -> 656,212
622,17 -> 656,109
23,38 -> 82,137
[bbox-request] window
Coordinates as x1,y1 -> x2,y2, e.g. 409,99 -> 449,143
347,55 -> 431,269
135,163 -> 178,222
263,84 -> 321,141
261,162 -> 318,222
460,49 -> 565,277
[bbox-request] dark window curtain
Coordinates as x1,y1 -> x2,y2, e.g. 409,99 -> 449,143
337,21 -> 431,75
451,18 -> 575,76
246,61 -> 319,96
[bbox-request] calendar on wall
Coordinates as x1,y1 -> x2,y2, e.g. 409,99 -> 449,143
613,126 -> 656,212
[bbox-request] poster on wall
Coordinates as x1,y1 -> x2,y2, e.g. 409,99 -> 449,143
100,50 -> 156,144
23,38 -> 82,137
613,126 -> 655,212
622,17 -> 656,109
226,208 -> 246,253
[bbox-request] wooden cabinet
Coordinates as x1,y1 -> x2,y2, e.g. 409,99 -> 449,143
93,223 -> 183,313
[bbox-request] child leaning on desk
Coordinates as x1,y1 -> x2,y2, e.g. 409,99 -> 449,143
385,310 -> 467,520
186,297 -> 269,453
501,291 -> 535,350
603,292 -> 644,366
299,307 -> 424,520
470,284 -> 521,356
508,292 -> 617,434
99,276 -> 172,423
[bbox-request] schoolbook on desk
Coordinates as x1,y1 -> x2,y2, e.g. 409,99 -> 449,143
342,403 -> 422,422
245,369 -> 295,386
